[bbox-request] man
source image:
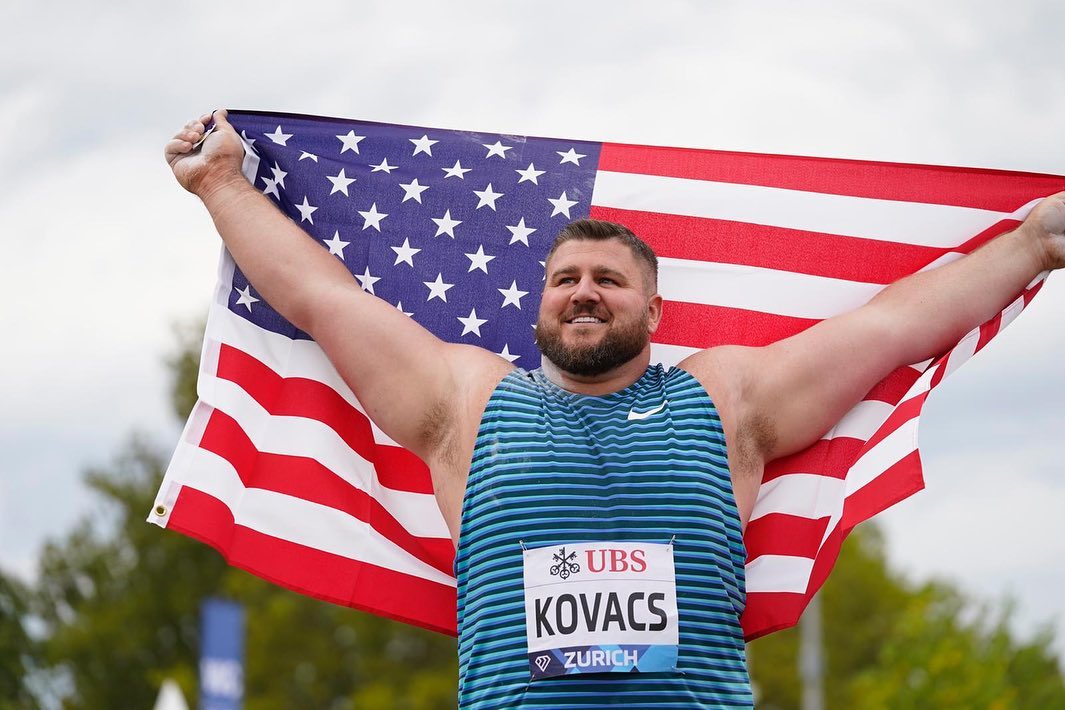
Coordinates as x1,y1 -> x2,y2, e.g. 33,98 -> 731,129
166,110 -> 1064,708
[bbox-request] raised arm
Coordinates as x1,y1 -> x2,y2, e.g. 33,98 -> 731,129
164,111 -> 512,465
682,193 -> 1064,512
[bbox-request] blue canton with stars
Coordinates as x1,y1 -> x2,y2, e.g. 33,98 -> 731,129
224,110 -> 601,367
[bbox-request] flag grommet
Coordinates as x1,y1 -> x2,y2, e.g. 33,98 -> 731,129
154,505 -> 167,517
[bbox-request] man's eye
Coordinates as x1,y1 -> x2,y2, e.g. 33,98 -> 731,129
598,278 -> 616,285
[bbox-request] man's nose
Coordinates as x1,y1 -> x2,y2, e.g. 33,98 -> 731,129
571,276 -> 601,303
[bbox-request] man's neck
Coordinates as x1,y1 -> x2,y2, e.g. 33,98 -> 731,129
540,348 -> 653,396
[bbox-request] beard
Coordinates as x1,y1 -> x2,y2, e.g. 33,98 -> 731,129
535,307 -> 650,377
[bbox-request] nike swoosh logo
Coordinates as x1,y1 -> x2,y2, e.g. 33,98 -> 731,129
627,400 -> 668,421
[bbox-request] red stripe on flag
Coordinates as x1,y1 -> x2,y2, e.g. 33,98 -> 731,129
591,205 -> 947,285
167,485 -> 459,635
215,344 -> 434,495
744,514 -> 831,561
841,450 -> 925,530
763,438 -> 863,483
198,410 -> 455,576
599,143 -> 1065,211
653,301 -> 818,349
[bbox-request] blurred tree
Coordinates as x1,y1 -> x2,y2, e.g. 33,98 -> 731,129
0,568 -> 38,708
749,526 -> 1065,708
32,323 -> 457,709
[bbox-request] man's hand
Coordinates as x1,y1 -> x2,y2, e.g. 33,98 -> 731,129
163,109 -> 245,197
1025,191 -> 1065,271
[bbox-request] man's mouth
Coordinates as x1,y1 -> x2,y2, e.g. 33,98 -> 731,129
566,315 -> 607,324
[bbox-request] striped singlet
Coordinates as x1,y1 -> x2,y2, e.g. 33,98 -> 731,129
454,365 -> 753,708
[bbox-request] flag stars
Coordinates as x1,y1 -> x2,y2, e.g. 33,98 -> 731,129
327,168 -> 356,196
497,344 -> 520,363
432,209 -> 462,238
391,238 -> 421,267
506,217 -> 536,246
337,130 -> 366,154
483,140 -> 512,159
423,273 -> 454,302
240,130 -> 257,147
296,196 -> 318,224
464,245 -> 495,273
442,160 -> 471,179
355,266 -> 380,295
299,151 -> 318,162
474,183 -> 504,211
234,285 -> 259,311
270,162 -> 288,189
265,125 -> 292,146
515,163 -> 545,184
498,280 -> 529,309
399,178 -> 430,204
548,191 -> 578,218
410,134 -> 438,157
557,147 -> 586,166
457,308 -> 488,337
261,176 -> 280,199
358,203 -> 388,231
395,301 -> 413,317
371,158 -> 397,174
323,231 -> 349,257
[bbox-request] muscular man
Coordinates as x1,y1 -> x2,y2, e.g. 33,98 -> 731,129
166,110 -> 1064,708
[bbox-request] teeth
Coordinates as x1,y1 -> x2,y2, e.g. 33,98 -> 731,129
571,316 -> 603,323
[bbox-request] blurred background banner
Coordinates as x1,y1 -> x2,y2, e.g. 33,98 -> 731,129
199,598 -> 244,710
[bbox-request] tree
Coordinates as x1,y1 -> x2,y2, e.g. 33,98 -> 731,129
749,525 -> 1065,708
0,568 -> 38,708
32,325 -> 457,708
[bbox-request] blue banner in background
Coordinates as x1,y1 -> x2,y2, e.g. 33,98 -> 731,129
199,598 -> 244,710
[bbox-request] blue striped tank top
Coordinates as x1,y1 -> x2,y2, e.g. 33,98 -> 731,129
454,364 -> 753,708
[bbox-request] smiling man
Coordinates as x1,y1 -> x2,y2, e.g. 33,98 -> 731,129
166,110 -> 1065,709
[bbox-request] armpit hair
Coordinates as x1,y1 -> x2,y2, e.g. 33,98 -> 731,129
419,399 -> 457,465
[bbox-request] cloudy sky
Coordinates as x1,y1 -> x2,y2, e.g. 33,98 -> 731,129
3,0 -> 1063,660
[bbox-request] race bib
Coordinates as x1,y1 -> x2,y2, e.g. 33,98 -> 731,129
522,541 -> 679,679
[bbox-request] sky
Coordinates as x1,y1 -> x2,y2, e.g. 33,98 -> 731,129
3,0 -> 1064,663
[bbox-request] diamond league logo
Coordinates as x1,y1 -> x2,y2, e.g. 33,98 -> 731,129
549,547 -> 580,580
534,655 -> 552,673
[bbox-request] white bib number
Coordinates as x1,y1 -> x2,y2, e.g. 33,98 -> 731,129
522,541 -> 679,679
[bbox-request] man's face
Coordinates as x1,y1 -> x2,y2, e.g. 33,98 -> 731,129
535,238 -> 661,377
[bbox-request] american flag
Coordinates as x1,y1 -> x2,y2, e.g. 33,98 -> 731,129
150,109 -> 1062,639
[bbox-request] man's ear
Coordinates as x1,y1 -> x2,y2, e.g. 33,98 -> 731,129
647,293 -> 664,334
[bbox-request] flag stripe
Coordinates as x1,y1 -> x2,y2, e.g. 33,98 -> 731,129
198,408 -> 454,575
215,343 -> 434,495
167,486 -> 458,635
598,141 -> 1064,212
166,443 -> 455,585
197,375 -> 449,538
592,170 -> 1014,248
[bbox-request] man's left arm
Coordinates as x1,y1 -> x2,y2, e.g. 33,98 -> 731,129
684,192 -> 1064,468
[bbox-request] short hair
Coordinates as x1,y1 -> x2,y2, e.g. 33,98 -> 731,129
544,218 -> 659,291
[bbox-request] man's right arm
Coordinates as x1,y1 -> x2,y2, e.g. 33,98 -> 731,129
165,110 -> 511,464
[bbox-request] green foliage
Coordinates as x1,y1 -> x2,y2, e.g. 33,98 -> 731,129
749,526 -> 1065,708
29,322 -> 457,709
0,569 -> 37,708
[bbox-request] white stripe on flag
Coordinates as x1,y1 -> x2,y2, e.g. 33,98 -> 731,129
203,374 -> 448,538
658,257 -> 884,320
169,444 -> 455,586
745,554 -> 816,594
592,171 -> 1010,247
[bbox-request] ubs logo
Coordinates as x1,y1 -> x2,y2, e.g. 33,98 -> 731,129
549,547 -> 580,579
